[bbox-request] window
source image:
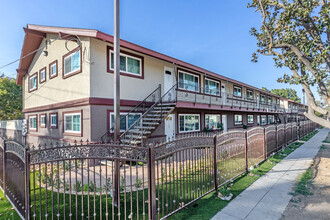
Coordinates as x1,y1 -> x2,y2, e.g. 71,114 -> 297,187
179,114 -> 200,132
233,86 -> 242,97
205,79 -> 220,95
234,114 -> 243,125
49,60 -> 58,78
276,98 -> 280,104
205,114 -> 221,130
50,113 -> 58,128
40,114 -> 46,128
63,49 -> 81,77
64,112 -> 82,134
39,67 -> 46,83
109,50 -> 142,76
248,115 -> 254,124
261,115 -> 267,125
247,90 -> 253,99
29,73 -> 38,92
268,115 -> 274,124
268,96 -> 272,105
288,103 -> 292,108
261,95 -> 265,103
178,71 -> 199,92
109,112 -> 142,132
29,115 -> 37,131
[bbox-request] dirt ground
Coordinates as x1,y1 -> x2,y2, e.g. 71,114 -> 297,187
281,133 -> 330,220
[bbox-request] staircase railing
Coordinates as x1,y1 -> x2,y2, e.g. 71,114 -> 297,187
120,83 -> 177,145
100,84 -> 162,142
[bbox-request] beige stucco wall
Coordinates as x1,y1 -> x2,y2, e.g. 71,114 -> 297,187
89,38 -> 172,100
23,34 -> 91,109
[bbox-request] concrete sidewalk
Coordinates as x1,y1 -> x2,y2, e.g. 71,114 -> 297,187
212,128 -> 329,220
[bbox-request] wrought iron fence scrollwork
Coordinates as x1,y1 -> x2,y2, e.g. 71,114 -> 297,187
5,141 -> 26,163
29,144 -> 148,164
154,136 -> 213,159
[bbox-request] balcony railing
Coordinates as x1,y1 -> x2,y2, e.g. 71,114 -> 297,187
176,84 -> 285,112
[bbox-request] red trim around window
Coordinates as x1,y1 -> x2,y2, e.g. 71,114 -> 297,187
62,110 -> 83,137
39,113 -> 47,128
49,60 -> 58,79
39,67 -> 46,84
62,47 -> 82,79
28,114 -> 38,132
28,72 -> 38,92
49,112 -> 58,129
233,85 -> 242,98
106,45 -> 144,79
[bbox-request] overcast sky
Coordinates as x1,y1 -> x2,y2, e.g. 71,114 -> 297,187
0,0 -> 316,101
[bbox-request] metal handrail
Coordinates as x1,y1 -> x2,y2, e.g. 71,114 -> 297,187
100,84 -> 161,142
120,83 -> 177,141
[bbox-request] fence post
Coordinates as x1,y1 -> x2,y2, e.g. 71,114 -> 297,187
3,140 -> 6,198
213,135 -> 218,191
284,123 -> 287,147
25,147 -> 30,220
263,127 -> 266,160
148,145 -> 156,220
244,131 -> 248,171
275,125 -> 278,152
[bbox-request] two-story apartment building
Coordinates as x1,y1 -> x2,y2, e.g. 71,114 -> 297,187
16,25 -> 307,145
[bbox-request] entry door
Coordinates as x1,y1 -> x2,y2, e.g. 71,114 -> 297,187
165,114 -> 175,141
222,114 -> 227,132
164,66 -> 175,102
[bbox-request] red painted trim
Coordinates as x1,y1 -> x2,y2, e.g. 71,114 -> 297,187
23,27 -> 46,38
27,114 -> 38,132
62,46 -> 82,79
28,72 -> 38,92
39,67 -> 46,84
49,60 -> 58,79
106,45 -> 144,79
22,97 -> 146,113
39,113 -> 47,128
62,110 -> 83,137
49,112 -> 58,129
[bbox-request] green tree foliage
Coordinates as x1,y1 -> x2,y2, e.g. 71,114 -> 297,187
248,0 -> 330,128
262,87 -> 301,102
0,74 -> 22,120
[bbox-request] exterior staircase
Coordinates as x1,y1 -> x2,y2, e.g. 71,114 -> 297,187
100,84 -> 177,145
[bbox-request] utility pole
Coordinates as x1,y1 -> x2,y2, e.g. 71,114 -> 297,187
113,0 -> 120,207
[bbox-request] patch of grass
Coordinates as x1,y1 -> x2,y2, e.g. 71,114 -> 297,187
168,142 -> 303,220
0,188 -> 21,219
301,130 -> 318,141
291,168 -> 314,196
320,145 -> 328,150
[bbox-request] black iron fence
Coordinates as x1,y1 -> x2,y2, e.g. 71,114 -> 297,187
0,121 -> 319,219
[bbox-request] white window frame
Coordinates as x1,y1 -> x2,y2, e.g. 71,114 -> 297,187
64,112 -> 81,134
261,115 -> 267,125
109,50 -> 142,76
205,114 -> 221,130
29,74 -> 37,91
109,112 -> 142,132
268,96 -> 272,105
233,86 -> 242,97
40,69 -> 46,82
50,63 -> 57,77
205,78 -> 220,96
29,116 -> 37,130
178,70 -> 199,92
261,94 -> 266,103
234,114 -> 243,125
248,115 -> 254,124
178,114 -> 200,133
247,90 -> 253,99
50,113 -> 57,128
268,115 -> 274,124
276,98 -> 280,104
64,50 -> 81,76
40,114 -> 46,127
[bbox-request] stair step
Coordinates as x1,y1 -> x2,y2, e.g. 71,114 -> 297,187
143,117 -> 162,121
124,134 -> 147,139
134,125 -> 156,129
121,139 -> 142,144
143,122 -> 160,125
128,129 -> 152,134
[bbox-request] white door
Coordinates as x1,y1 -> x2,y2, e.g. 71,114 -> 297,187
164,66 -> 175,102
165,114 -> 175,141
257,115 -> 260,125
222,114 -> 227,132
222,84 -> 226,104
